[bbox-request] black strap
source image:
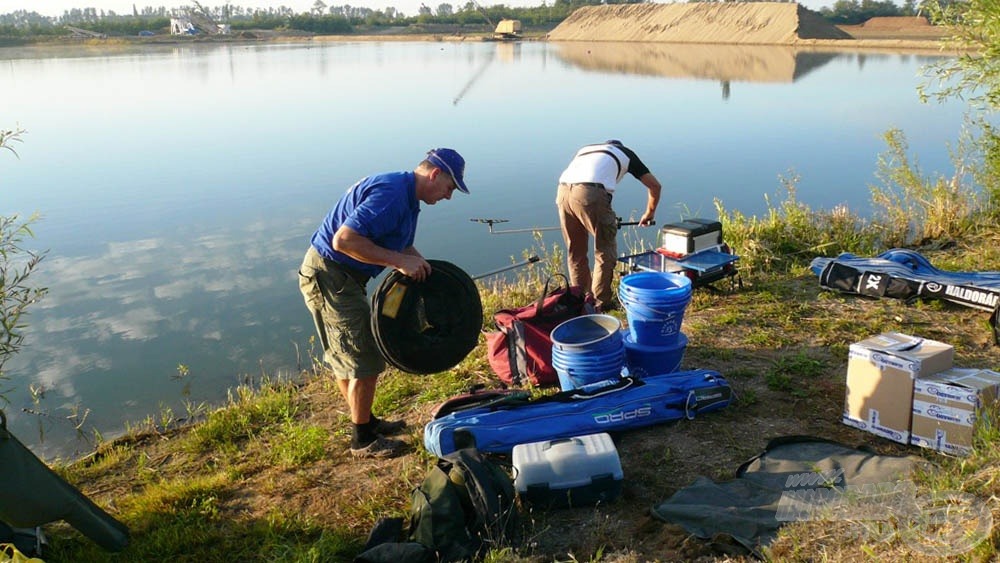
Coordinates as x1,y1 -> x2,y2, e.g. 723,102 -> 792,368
533,273 -> 569,316
576,148 -> 623,179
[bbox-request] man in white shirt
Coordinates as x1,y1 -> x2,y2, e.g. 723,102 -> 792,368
556,140 -> 662,312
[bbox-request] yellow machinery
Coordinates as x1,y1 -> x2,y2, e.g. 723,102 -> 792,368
494,19 -> 522,40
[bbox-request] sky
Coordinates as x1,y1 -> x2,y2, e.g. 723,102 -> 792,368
2,0 -> 835,19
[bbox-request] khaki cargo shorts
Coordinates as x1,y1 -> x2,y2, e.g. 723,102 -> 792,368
298,246 -> 385,380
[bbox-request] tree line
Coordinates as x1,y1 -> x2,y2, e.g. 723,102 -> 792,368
0,0 -> 947,38
818,0 -> 926,25
0,0 -> 631,37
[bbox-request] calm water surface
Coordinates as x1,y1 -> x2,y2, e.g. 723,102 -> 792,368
3,40 -> 966,459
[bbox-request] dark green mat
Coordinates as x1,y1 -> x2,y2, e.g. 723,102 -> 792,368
650,436 -> 921,558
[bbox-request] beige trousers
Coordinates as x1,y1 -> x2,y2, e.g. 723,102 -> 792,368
556,182 -> 618,308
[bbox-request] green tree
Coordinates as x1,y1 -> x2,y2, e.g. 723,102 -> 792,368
0,127 -> 48,400
922,0 -> 1000,109
920,0 -> 1000,208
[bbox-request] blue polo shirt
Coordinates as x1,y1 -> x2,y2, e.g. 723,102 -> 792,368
310,171 -> 420,279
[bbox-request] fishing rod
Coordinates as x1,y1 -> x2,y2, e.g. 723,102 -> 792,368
470,217 -> 654,235
471,255 -> 541,280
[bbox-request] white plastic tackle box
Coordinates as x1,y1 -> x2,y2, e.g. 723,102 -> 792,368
512,432 -> 623,508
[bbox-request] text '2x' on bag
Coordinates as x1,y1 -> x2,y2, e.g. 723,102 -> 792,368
485,274 -> 594,387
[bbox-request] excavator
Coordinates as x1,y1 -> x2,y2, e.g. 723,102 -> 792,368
471,0 -> 522,40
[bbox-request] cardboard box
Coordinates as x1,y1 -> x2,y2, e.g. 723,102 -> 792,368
843,332 -> 954,444
911,368 -> 1000,455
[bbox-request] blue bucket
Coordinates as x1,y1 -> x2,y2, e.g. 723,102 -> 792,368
551,314 -> 624,354
554,366 -> 624,393
623,332 -> 687,378
550,316 -> 626,391
619,272 -> 692,347
551,344 -> 625,371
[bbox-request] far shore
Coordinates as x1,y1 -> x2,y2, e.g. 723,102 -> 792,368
0,24 -> 963,57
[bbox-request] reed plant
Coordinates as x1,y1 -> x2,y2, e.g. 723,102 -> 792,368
717,124 -> 992,276
714,174 -> 878,276
870,126 -> 983,247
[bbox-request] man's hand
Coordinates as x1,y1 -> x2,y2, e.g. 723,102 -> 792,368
397,255 -> 432,282
639,211 -> 655,226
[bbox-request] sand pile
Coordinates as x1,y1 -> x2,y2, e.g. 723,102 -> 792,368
862,16 -> 931,28
553,42 -> 838,83
547,2 -> 851,45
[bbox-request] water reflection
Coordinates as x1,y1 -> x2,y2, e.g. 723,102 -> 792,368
553,41 -> 844,93
453,42 -> 522,105
7,213 -> 311,461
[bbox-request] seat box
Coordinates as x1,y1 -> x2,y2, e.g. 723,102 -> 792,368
843,332 -> 954,444
512,432 -> 623,508
658,218 -> 723,257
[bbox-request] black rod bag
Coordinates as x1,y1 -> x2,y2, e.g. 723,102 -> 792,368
812,249 -> 1000,344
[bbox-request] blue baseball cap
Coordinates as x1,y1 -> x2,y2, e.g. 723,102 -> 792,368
426,148 -> 469,194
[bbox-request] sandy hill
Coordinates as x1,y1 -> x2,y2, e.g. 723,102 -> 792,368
547,2 -> 851,45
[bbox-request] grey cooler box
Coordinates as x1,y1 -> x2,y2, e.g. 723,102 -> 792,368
658,218 -> 723,257
512,432 -> 623,508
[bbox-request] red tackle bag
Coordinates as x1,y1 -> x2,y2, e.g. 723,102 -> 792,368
485,274 -> 595,387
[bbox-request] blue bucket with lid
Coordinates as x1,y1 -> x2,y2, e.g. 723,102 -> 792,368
618,272 -> 692,347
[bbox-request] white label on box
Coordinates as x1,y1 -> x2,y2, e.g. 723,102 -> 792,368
868,408 -> 908,442
913,381 -> 979,405
912,400 -> 976,427
912,430 -> 972,456
848,346 -> 920,372
842,413 -> 868,430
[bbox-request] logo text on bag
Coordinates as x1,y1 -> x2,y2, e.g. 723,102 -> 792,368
594,405 -> 652,424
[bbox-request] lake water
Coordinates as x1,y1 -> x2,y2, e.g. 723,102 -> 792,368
3,40 -> 966,459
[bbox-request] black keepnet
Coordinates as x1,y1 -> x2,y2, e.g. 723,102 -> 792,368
371,260 -> 483,374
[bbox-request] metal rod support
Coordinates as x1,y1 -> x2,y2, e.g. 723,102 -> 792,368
471,217 -> 653,235
472,255 -> 541,280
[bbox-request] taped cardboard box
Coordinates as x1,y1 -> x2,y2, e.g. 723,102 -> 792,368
911,368 -> 1000,455
843,332 -> 954,444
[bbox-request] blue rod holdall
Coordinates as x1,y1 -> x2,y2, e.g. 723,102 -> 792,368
424,369 -> 732,457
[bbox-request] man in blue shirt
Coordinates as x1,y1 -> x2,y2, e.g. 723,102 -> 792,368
299,148 -> 470,458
